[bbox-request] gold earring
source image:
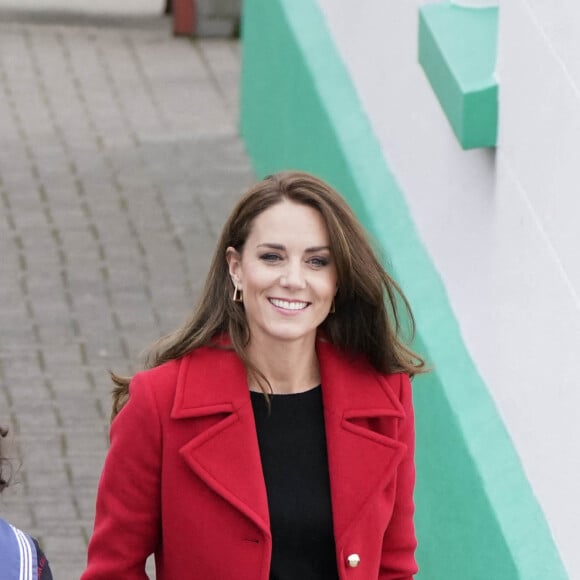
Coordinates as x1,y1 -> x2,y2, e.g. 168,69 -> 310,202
232,284 -> 243,303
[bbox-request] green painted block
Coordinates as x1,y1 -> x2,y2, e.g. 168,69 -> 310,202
419,3 -> 498,149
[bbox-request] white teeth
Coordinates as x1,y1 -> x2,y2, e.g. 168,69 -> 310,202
269,298 -> 308,310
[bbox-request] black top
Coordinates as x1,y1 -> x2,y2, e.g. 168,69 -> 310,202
250,386 -> 339,580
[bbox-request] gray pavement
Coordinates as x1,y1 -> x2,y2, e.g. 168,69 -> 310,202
0,5 -> 254,578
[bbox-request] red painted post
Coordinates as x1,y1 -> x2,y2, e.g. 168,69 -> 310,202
173,0 -> 196,36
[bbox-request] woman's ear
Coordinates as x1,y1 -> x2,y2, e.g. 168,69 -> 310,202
225,246 -> 242,285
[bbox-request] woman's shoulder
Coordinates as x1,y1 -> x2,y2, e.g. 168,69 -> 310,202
319,339 -> 409,381
378,370 -> 411,399
129,345 -> 235,399
115,344 -> 243,427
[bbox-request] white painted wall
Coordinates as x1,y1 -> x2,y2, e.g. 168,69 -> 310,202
316,0 -> 580,576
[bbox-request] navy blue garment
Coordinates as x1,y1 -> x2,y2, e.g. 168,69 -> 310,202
0,518 -> 53,580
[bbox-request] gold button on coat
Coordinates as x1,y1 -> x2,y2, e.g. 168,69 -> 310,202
346,553 -> 361,568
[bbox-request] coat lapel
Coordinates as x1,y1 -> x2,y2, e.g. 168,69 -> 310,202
317,340 -> 408,543
171,346 -> 270,537
169,340 -> 408,545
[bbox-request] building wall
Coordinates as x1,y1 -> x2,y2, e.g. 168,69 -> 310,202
316,0 -> 579,577
495,2 -> 580,575
240,0 -> 575,577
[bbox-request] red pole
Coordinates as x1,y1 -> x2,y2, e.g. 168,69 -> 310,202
173,0 -> 196,36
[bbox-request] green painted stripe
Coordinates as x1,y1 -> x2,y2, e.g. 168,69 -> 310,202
240,0 -> 567,578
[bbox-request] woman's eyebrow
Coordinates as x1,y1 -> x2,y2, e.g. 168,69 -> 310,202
305,245 -> 331,252
257,243 -> 285,250
256,243 -> 331,252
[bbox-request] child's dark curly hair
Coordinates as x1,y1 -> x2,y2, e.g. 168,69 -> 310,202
0,426 -> 9,493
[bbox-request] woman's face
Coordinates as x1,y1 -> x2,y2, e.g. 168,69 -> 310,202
227,200 -> 338,347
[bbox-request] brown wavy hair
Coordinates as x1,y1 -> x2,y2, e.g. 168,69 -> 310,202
111,170 -> 426,417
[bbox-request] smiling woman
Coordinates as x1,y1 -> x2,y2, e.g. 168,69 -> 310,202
226,200 -> 338,388
82,171 -> 427,580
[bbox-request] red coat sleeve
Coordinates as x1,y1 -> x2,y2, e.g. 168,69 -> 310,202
82,372 -> 162,579
379,373 -> 418,580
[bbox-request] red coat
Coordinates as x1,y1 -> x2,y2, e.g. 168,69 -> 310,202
82,340 -> 417,579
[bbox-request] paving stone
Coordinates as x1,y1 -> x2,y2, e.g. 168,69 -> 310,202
0,5 -> 254,578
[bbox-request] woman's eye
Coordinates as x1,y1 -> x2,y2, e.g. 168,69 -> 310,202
308,257 -> 329,267
260,253 -> 282,262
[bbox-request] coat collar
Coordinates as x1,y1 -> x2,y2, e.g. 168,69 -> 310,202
171,339 -> 408,542
316,340 -> 407,544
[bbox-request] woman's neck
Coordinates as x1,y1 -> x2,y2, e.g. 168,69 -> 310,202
246,335 -> 320,394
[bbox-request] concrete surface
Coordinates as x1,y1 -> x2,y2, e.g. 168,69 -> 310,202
0,3 -> 254,578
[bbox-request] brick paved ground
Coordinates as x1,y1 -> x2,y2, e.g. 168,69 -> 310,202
0,4 -> 254,578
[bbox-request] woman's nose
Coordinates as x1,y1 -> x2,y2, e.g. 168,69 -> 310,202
280,261 -> 306,289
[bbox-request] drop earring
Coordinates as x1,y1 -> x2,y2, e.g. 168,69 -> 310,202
232,284 -> 243,303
